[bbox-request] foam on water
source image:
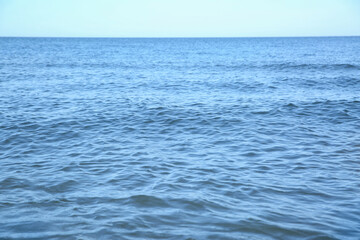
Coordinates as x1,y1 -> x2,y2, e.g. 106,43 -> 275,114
0,37 -> 360,239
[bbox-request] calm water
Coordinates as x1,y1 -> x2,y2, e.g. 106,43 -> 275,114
0,37 -> 360,239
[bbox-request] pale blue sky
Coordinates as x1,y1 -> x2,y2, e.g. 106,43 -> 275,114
0,0 -> 359,37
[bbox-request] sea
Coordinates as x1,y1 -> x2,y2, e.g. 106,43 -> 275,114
0,37 -> 359,240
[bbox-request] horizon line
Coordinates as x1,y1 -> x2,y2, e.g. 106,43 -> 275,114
1,35 -> 359,39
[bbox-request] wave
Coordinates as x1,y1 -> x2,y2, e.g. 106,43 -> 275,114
213,63 -> 360,71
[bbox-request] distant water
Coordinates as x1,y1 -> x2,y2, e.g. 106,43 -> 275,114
1,37 -> 360,240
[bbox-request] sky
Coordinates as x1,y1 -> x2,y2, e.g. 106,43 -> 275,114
0,0 -> 359,37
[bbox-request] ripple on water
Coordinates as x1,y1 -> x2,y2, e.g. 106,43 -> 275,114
1,37 -> 360,239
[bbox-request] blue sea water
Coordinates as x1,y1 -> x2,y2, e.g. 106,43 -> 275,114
0,37 -> 360,240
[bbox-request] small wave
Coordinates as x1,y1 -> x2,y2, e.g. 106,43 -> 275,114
0,177 -> 32,190
210,62 -> 360,71
263,63 -> 360,71
43,180 -> 79,193
125,195 -> 171,208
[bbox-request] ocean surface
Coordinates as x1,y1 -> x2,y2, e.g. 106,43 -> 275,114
0,37 -> 360,240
